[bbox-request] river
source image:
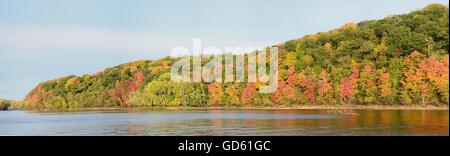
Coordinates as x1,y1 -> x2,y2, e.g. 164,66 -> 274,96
0,109 -> 448,136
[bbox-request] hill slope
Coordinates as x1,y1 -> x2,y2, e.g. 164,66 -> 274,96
23,4 -> 449,109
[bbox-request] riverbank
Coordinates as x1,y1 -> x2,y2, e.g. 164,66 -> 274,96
18,104 -> 449,112
166,105 -> 449,110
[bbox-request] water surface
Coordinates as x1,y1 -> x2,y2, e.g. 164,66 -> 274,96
0,109 -> 448,136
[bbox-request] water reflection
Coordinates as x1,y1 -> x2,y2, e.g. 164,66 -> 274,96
0,110 -> 448,136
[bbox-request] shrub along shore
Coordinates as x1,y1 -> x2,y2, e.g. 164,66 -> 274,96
17,104 -> 449,113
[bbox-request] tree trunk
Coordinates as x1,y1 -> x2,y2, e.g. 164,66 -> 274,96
421,94 -> 426,107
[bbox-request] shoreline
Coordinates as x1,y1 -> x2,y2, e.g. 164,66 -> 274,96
17,104 -> 449,112
166,105 -> 449,110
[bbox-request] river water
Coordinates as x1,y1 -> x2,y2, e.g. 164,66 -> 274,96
0,109 -> 448,136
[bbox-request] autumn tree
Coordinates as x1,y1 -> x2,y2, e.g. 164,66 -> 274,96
208,82 -> 223,106
317,70 -> 333,104
272,68 -> 299,105
416,55 -> 449,104
339,64 -> 360,104
357,65 -> 379,104
223,84 -> 241,105
241,83 -> 257,105
400,51 -> 429,105
378,69 -> 395,104
298,69 -> 316,103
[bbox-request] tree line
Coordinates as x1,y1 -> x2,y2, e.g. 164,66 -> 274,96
0,98 -> 22,110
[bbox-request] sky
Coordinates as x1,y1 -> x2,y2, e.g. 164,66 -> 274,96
0,0 -> 448,100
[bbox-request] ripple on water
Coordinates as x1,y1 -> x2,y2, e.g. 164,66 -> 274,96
0,110 -> 448,136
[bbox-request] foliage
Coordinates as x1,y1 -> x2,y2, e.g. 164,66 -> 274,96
22,4 -> 449,109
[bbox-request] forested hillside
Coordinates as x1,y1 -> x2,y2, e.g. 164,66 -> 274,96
23,4 -> 449,110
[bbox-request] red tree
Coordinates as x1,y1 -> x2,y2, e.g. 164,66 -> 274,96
272,68 -> 299,104
208,82 -> 223,106
318,70 -> 332,98
272,80 -> 297,104
128,71 -> 144,92
110,80 -> 132,107
241,83 -> 257,104
340,65 -> 359,100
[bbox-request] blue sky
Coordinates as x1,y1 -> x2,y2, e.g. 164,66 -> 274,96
0,0 -> 448,100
